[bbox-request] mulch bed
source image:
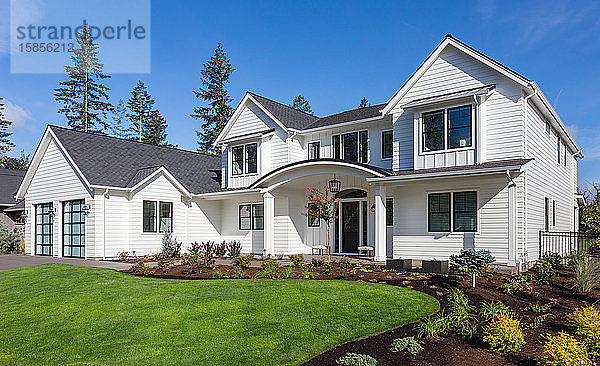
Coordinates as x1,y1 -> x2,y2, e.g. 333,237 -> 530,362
123,262 -> 600,366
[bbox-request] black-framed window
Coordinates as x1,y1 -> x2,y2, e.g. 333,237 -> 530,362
239,204 -> 251,230
143,200 -> 157,232
557,137 -> 561,164
545,197 -> 550,231
332,135 -> 341,159
382,130 -> 393,159
423,110 -> 445,152
308,141 -> 320,159
35,203 -> 53,256
232,146 -> 243,175
252,204 -> 264,230
359,130 -> 368,163
307,202 -> 320,227
386,198 -> 393,226
342,132 -> 358,162
453,191 -> 477,232
448,106 -> 472,149
63,199 -> 85,258
159,202 -> 173,233
245,143 -> 257,174
553,200 -> 556,227
428,193 -> 450,232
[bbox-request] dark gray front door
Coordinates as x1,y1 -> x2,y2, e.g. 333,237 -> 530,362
341,201 -> 360,253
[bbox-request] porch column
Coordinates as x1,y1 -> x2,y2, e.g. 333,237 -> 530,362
374,184 -> 387,262
263,192 -> 275,256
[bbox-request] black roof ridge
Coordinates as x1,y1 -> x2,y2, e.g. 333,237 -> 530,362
247,91 -> 319,118
48,125 -> 220,159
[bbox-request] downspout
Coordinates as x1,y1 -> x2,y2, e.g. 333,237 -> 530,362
521,86 -> 537,273
103,188 -> 108,260
287,130 -> 298,163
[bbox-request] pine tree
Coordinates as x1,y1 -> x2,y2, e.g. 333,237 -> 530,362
291,95 -> 313,114
358,97 -> 370,108
0,97 -> 14,156
142,109 -> 169,146
54,23 -> 112,133
110,99 -> 128,139
126,80 -> 155,142
0,150 -> 30,170
191,43 -> 235,155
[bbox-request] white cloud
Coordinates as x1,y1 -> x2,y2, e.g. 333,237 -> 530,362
566,124 -> 578,139
3,100 -> 33,130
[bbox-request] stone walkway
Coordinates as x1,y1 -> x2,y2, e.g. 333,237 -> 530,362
0,254 -> 132,271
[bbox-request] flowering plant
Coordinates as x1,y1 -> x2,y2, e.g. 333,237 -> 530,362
304,185 -> 338,255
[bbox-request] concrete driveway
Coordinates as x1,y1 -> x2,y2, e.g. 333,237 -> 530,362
0,254 -> 132,271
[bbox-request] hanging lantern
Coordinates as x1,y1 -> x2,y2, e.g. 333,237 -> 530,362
328,174 -> 341,193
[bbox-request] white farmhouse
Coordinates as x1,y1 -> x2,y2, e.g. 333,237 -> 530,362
16,35 -> 582,271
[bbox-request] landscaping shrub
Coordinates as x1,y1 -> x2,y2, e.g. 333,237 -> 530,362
0,221 -> 22,254
232,255 -> 252,270
390,336 -> 423,355
200,241 -> 216,268
188,241 -> 201,256
281,267 -> 294,279
483,314 -> 525,353
457,320 -> 479,340
447,288 -> 474,324
339,256 -> 352,278
160,230 -> 181,258
214,241 -> 227,257
181,253 -> 201,274
533,253 -> 559,285
449,248 -> 495,287
573,255 -> 600,292
540,332 -> 593,366
565,251 -> 585,268
289,254 -> 305,267
415,309 -> 452,339
233,268 -> 247,278
312,258 -> 325,267
130,258 -> 152,276
213,270 -> 228,279
322,261 -> 334,275
479,301 -> 510,321
155,253 -> 174,274
257,259 -> 279,279
336,352 -> 377,366
226,240 -> 241,258
568,305 -> 600,354
502,275 -> 536,295
302,262 -> 314,279
117,251 -> 130,262
526,301 -> 555,314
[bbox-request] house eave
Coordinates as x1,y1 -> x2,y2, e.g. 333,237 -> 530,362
367,164 -> 526,183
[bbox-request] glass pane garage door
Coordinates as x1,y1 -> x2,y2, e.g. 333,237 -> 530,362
63,200 -> 85,258
35,203 -> 53,256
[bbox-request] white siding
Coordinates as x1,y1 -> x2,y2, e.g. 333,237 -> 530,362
24,138 -> 92,257
219,194 -> 265,254
227,102 -> 272,138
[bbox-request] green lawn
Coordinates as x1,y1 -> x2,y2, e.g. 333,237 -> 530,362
0,264 -> 438,365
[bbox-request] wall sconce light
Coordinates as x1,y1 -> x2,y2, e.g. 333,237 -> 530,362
82,204 -> 91,216
370,203 -> 376,213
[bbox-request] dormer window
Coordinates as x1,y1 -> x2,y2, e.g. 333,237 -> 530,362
232,143 -> 258,176
422,105 -> 473,153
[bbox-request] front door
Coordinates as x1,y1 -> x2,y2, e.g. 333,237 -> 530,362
341,201 -> 360,253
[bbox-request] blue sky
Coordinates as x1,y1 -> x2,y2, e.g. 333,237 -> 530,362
0,0 -> 599,185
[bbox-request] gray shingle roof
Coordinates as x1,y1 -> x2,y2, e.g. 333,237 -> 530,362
302,103 -> 386,130
248,92 -> 318,130
49,126 -> 223,194
393,158 -> 532,176
0,168 -> 25,206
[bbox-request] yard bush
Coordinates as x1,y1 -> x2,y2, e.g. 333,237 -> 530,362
479,301 -> 510,321
226,240 -> 242,258
200,241 -> 216,268
336,352 -> 377,366
117,250 -> 130,262
532,253 -> 560,285
301,262 -> 314,279
415,309 -> 452,339
231,255 -> 252,270
483,314 -> 525,353
0,221 -> 22,254
447,288 -> 474,324
390,336 -> 423,355
214,241 -> 227,257
289,254 -> 305,267
573,255 -> 600,292
457,320 -> 479,340
502,275 -> 536,295
155,253 -> 174,274
449,248 -> 495,287
160,230 -> 181,258
181,253 -> 201,274
339,256 -> 353,278
257,259 -> 279,279
568,306 -> 600,354
322,261 -> 334,275
540,332 -> 593,366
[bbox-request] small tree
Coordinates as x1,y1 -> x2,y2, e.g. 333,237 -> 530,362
304,186 -> 338,256
580,183 -> 600,233
358,97 -> 370,108
290,94 -> 313,114
450,248 -> 495,287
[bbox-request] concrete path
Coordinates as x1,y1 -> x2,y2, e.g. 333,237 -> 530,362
0,254 -> 132,271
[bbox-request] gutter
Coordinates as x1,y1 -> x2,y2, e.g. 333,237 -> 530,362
294,115 -> 390,134
366,164 -> 524,183
193,188 -> 262,200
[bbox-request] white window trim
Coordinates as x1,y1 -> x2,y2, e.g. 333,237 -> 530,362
381,130 -> 393,160
332,129 -> 369,163
418,103 -> 475,156
238,202 -> 264,231
307,140 -> 321,160
141,200 -> 173,235
230,142 -> 260,177
426,188 -> 480,234
306,202 -> 321,228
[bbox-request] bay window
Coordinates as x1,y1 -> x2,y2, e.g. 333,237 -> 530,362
332,135 -> 341,159
422,110 -> 445,152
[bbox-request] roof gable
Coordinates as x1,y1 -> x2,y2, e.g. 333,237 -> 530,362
0,169 -> 25,205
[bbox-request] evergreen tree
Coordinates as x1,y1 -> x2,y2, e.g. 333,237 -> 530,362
191,43 -> 235,155
0,150 -> 30,170
54,23 -> 112,133
109,99 -> 127,139
142,109 -> 169,146
126,80 -> 155,142
291,95 -> 313,114
0,97 -> 14,156
358,97 -> 370,108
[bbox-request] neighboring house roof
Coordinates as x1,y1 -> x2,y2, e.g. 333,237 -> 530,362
48,126 -> 223,194
0,168 -> 25,206
4,199 -> 24,212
